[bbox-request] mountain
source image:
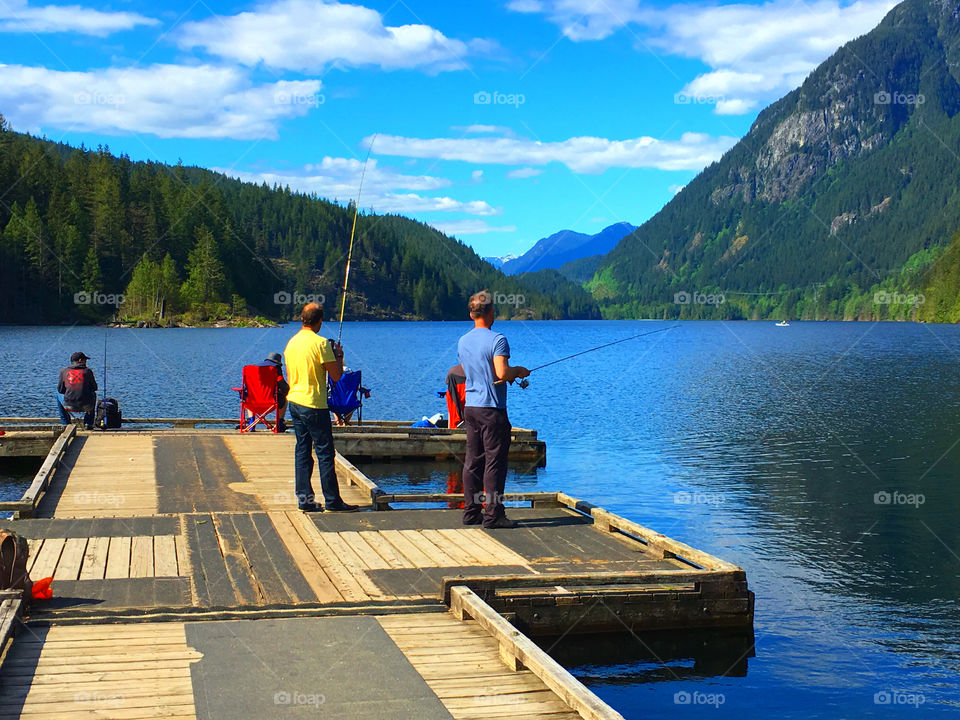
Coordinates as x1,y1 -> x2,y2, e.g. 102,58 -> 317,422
585,0 -> 960,321
559,254 -> 605,284
0,121 -> 599,324
483,254 -> 519,269
501,222 -> 636,276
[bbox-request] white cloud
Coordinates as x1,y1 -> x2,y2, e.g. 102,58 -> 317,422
668,183 -> 685,195
656,0 -> 898,114
430,219 -> 518,236
506,167 -> 543,179
452,124 -> 515,135
0,63 -> 321,139
470,169 -> 484,183
178,0 -> 483,73
506,0 -> 544,13
507,0 -> 643,41
213,162 -> 501,216
368,131 -> 736,174
511,0 -> 897,114
0,0 -> 158,35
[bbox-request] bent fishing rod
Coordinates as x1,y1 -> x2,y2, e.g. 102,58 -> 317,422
336,134 -> 377,346
499,324 -> 679,388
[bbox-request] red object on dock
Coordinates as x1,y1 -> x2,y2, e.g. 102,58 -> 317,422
31,577 -> 53,600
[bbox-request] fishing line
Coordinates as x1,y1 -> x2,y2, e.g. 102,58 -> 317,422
500,324 -> 679,388
337,134 -> 377,346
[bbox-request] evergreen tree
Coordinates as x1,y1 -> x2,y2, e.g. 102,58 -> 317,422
181,225 -> 228,306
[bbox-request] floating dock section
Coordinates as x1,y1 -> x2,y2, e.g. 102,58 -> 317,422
0,423 -> 753,719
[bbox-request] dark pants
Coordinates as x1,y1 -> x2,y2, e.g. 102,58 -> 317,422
462,406 -> 512,526
56,392 -> 95,428
289,402 -> 342,508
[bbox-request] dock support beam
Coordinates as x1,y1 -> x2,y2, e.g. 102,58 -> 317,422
449,586 -> 626,720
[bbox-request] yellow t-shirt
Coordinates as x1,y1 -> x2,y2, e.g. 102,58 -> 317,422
283,328 -> 336,409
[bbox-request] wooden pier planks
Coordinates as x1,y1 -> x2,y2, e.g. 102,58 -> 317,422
155,436 -> 261,514
379,612 -> 584,720
0,622 -> 202,720
182,512 -> 325,608
34,434 -> 158,518
25,535 -> 185,581
266,512 -> 538,606
221,434 -> 371,510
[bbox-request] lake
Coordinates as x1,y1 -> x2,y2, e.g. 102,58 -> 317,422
1,320 -> 958,717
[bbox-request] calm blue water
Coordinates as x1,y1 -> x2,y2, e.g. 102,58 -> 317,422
1,320 -> 959,717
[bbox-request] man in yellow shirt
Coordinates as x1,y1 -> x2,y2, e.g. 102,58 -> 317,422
283,302 -> 358,513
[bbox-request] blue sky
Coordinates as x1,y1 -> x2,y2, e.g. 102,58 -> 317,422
0,0 -> 897,256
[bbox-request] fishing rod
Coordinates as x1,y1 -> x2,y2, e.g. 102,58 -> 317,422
336,134 -> 377,346
500,324 -> 679,388
103,332 -> 108,398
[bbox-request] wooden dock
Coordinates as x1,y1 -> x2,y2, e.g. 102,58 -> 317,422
0,424 -> 753,719
0,418 -> 547,466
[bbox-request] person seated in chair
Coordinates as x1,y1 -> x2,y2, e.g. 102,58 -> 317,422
57,351 -> 97,429
241,352 -> 289,432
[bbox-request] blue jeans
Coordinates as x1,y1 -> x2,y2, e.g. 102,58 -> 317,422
288,402 -> 342,508
57,392 -> 96,428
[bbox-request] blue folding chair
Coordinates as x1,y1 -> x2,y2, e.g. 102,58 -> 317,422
328,370 -> 369,425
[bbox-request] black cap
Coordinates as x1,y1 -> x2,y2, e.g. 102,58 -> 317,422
265,352 -> 283,366
70,351 -> 90,363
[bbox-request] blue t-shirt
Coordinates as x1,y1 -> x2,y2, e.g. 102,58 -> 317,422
458,327 -> 510,409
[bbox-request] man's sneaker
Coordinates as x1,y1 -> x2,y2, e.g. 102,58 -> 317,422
326,501 -> 359,513
276,420 -> 288,433
299,502 -> 324,513
462,515 -> 482,526
483,516 -> 517,529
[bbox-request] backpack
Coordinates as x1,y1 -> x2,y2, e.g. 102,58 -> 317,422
96,397 -> 122,429
0,529 -> 33,602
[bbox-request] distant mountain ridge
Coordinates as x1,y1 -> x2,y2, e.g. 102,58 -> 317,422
502,222 -> 636,275
584,0 -> 960,322
483,254 -> 519,269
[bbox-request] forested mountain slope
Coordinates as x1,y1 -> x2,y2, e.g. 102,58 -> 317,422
0,120 -> 598,324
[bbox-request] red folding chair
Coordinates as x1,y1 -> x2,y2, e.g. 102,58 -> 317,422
232,364 -> 280,433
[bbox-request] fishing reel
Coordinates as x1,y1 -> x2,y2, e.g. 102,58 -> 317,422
516,378 -> 530,390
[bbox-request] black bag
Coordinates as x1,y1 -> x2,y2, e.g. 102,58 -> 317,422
0,529 -> 33,602
96,397 -> 122,429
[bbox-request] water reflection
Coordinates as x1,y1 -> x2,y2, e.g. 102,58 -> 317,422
539,629 -> 755,682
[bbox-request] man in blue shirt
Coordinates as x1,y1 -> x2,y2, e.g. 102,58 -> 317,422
458,290 -> 530,528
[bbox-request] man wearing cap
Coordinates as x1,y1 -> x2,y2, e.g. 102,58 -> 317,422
283,302 -> 358,513
57,352 -> 98,429
458,290 -> 529,529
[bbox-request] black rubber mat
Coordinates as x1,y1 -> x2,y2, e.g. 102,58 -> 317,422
186,616 -> 454,720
